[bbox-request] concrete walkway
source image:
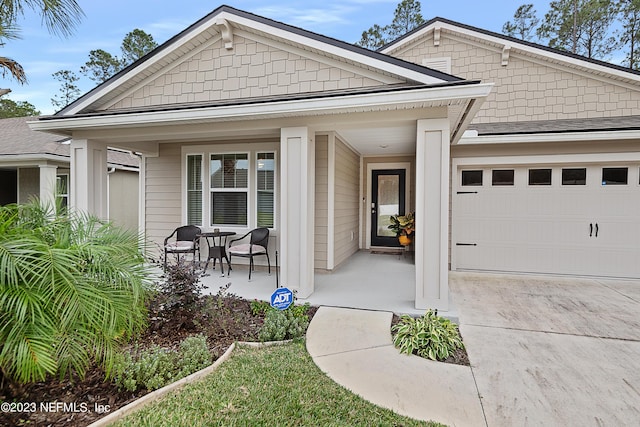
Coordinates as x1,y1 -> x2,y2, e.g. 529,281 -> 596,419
306,307 -> 486,426
307,273 -> 640,426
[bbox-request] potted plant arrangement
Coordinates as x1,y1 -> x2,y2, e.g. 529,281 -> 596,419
388,212 -> 415,246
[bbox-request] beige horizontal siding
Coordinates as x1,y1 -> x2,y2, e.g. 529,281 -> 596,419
314,135 -> 329,270
333,137 -> 360,268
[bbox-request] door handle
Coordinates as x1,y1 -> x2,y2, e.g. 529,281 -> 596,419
595,223 -> 599,238
589,223 -> 593,237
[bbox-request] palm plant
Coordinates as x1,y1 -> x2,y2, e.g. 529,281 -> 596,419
0,201 -> 153,384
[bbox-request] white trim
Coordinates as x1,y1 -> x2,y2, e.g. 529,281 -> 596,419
138,155 -> 146,236
459,129 -> 640,145
365,162 -> 411,249
452,152 -> 640,168
31,84 -> 493,134
181,142 -> 278,231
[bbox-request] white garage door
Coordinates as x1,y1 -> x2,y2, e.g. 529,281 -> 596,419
453,164 -> 640,278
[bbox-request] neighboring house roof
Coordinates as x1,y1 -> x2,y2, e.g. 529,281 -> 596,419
0,116 -> 139,169
382,17 -> 640,85
469,115 -> 640,136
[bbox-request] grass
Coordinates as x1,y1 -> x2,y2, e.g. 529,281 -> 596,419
114,340 -> 444,427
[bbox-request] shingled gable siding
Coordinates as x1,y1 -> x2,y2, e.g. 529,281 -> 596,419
107,34 -> 392,110
390,34 -> 640,123
145,143 -> 182,254
315,135 -> 328,270
333,137 -> 360,268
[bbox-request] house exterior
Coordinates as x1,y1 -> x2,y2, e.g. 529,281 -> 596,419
1,116 -> 140,230
29,6 -> 640,311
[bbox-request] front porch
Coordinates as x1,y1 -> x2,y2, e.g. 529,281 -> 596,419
199,250 -> 447,316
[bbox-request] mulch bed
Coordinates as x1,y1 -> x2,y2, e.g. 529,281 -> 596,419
1,299 -> 466,427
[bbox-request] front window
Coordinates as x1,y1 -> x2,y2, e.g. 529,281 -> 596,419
56,174 -> 69,209
210,153 -> 248,226
185,147 -> 276,229
257,153 -> 275,228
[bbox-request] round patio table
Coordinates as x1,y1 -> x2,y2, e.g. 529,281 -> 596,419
200,231 -> 236,275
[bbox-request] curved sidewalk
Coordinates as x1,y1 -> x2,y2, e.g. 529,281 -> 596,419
306,306 -> 486,426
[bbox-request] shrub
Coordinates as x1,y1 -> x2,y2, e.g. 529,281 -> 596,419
392,310 -> 464,361
112,334 -> 211,392
257,303 -> 311,342
151,259 -> 204,329
0,201 -> 152,384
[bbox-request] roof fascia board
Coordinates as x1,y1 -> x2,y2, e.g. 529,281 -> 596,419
459,129 -> 640,145
103,33 -> 225,111
62,14 -> 221,115
383,21 -> 640,84
32,83 -> 493,132
0,154 -> 70,165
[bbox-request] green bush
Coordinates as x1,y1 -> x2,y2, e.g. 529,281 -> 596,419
112,334 -> 212,392
0,201 -> 153,384
392,310 -> 464,361
257,304 -> 310,342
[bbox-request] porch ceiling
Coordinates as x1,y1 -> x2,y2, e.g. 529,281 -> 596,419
337,124 -> 416,156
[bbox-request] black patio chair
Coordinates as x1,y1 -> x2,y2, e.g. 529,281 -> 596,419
227,227 -> 270,280
163,225 -> 201,270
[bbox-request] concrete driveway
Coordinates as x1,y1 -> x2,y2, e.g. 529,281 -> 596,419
450,272 -> 640,426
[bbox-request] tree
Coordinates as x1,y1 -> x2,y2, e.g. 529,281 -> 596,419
503,4 -> 541,41
0,96 -> 40,117
51,69 -> 81,109
80,49 -> 121,84
387,0 -> 425,40
537,0 -> 618,59
357,0 -> 425,49
120,28 -> 158,67
79,29 -> 157,83
616,0 -> 640,69
0,1 -> 84,88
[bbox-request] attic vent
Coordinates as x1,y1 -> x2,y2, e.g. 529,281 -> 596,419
422,57 -> 451,74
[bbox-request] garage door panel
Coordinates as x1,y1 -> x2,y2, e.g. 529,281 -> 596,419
454,164 -> 640,279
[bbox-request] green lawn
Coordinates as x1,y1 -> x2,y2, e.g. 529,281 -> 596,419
114,340 -> 444,426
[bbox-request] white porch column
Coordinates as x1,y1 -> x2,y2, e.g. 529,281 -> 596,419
70,139 -> 108,219
38,165 -> 57,208
415,118 -> 450,310
280,127 -> 315,298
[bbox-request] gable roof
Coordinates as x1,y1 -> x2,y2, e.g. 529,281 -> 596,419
0,116 -> 139,168
382,17 -> 640,85
58,6 -> 467,117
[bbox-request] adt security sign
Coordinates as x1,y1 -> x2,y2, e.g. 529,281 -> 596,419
270,287 -> 293,310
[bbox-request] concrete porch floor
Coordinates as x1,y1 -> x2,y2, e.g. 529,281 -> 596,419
199,250 -> 442,316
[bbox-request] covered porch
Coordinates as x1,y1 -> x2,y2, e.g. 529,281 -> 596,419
199,250 -> 444,316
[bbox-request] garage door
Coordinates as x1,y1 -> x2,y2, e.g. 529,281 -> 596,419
453,164 -> 640,278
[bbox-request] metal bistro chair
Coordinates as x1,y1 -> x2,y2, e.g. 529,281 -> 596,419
227,227 -> 270,280
163,225 -> 202,270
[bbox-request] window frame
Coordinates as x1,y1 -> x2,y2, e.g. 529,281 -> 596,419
56,173 -> 69,208
182,144 -> 278,231
210,152 -> 250,227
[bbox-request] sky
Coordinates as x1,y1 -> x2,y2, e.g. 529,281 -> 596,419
1,1 -> 551,115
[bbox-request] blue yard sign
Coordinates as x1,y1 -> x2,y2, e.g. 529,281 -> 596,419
270,287 -> 293,310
